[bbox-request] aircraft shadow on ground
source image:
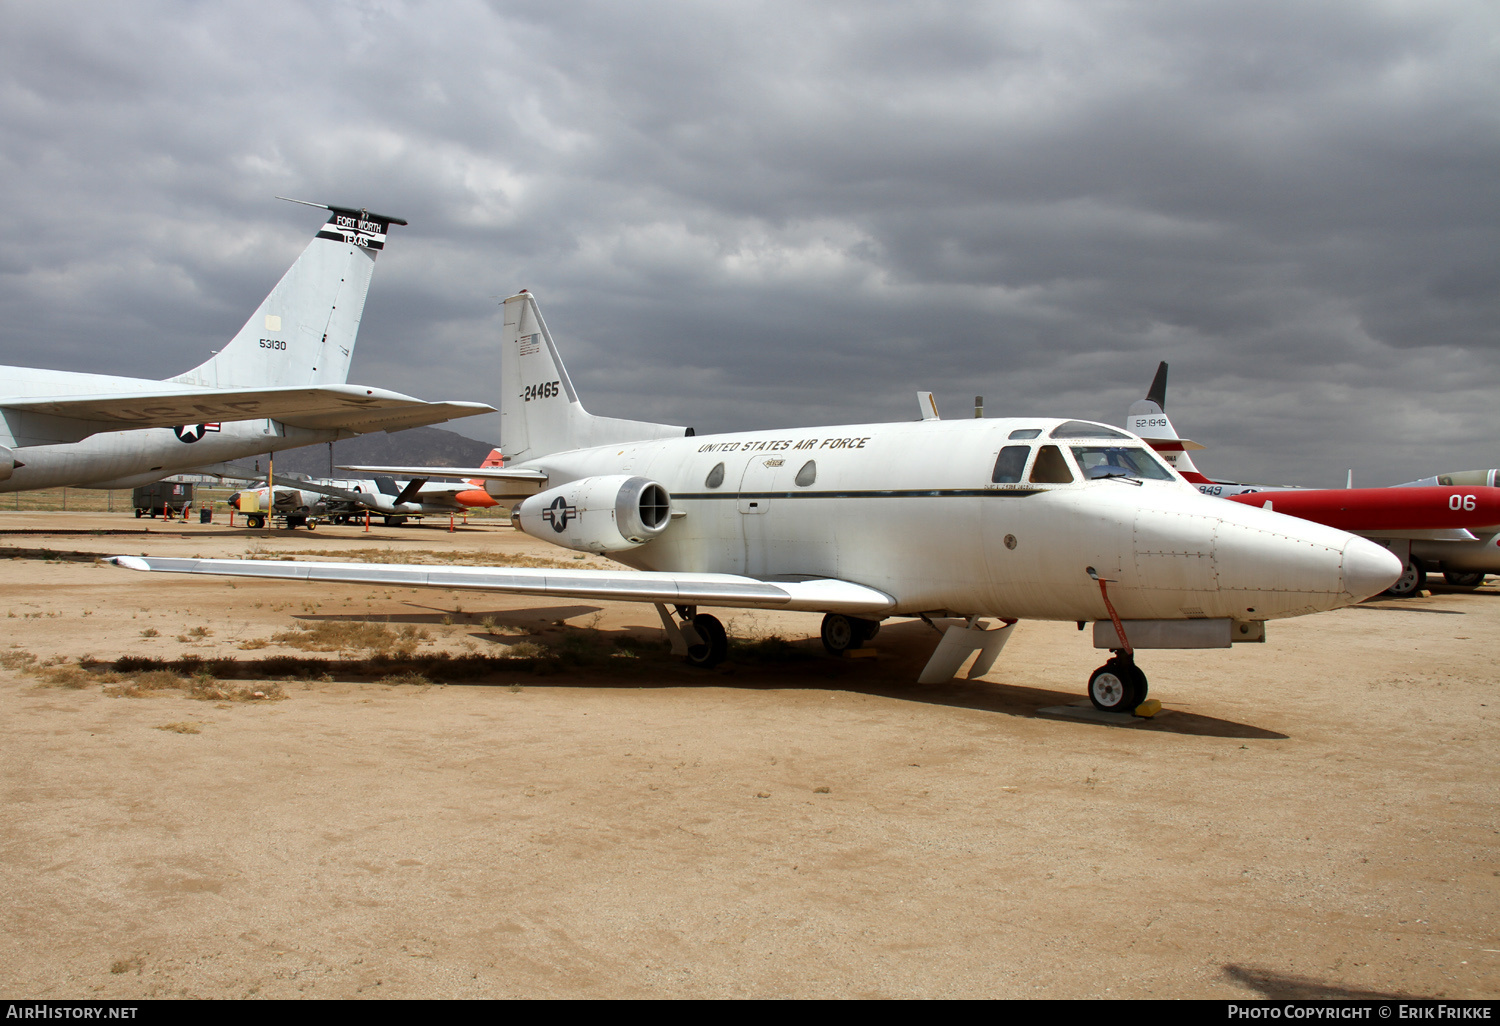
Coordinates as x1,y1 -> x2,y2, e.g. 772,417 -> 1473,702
1221,963 -> 1424,1000
288,609 -> 1286,739
1348,603 -> 1466,615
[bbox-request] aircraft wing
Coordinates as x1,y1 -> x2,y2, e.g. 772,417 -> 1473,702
105,556 -> 896,615
338,465 -> 549,483
1,385 -> 493,438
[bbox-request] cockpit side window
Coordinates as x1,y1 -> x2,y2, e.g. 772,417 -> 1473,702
992,445 -> 1031,484
1070,446 -> 1175,481
1028,445 -> 1075,484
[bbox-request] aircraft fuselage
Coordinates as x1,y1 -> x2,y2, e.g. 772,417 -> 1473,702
517,417 -> 1395,624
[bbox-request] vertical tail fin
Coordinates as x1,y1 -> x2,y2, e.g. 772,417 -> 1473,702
499,291 -> 691,461
1126,362 -> 1211,483
172,201 -> 406,389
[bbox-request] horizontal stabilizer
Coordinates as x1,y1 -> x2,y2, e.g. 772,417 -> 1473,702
275,400 -> 494,434
106,556 -> 896,615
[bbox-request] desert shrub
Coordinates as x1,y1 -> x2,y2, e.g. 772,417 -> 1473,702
272,621 -> 429,656
0,650 -> 38,671
376,671 -> 431,687
728,635 -> 812,664
37,665 -> 95,689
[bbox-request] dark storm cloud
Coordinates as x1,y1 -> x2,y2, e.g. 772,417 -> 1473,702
1,0 -> 1496,485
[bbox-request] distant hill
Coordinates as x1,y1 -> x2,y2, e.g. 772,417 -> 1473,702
248,427 -> 499,478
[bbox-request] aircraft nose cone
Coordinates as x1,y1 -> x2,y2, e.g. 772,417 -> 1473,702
1342,537 -> 1403,600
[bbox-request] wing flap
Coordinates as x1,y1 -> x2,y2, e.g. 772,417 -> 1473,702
105,557 -> 896,614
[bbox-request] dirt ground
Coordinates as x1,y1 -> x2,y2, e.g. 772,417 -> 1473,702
0,511 -> 1495,1000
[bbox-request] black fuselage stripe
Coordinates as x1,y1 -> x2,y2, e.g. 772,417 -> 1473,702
673,489 -> 1043,500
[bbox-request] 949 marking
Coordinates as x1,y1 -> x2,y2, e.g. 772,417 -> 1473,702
523,381 -> 560,402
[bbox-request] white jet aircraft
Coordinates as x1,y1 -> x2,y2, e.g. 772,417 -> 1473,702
0,200 -> 491,492
110,291 -> 1402,712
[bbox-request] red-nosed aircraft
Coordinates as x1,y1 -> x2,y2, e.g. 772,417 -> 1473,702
1131,363 -> 1500,596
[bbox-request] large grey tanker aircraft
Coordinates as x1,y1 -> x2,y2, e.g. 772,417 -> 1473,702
0,200 -> 491,492
112,291 -> 1402,713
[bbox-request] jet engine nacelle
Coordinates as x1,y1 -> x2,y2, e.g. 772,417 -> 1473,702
0,446 -> 16,482
513,474 -> 672,553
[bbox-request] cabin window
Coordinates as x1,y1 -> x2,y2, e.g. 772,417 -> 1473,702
1007,428 -> 1041,440
991,446 -> 1031,484
1070,446 -> 1175,481
705,462 -> 725,488
795,460 -> 817,487
1048,421 -> 1132,440
1028,445 -> 1075,484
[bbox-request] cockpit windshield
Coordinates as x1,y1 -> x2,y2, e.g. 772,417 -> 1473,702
1070,446 -> 1176,482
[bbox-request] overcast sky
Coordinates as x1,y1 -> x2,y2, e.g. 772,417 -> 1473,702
2,0 -> 1496,485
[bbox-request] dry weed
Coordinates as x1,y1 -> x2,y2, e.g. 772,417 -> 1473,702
271,621 -> 429,656
156,722 -> 201,734
377,671 -> 431,687
36,665 -> 96,689
0,650 -> 37,671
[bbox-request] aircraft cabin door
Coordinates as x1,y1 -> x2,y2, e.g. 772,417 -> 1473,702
736,455 -> 789,514
736,454 -> 794,577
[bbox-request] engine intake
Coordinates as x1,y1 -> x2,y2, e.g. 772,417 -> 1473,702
514,475 -> 673,553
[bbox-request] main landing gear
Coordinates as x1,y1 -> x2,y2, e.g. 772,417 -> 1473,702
1087,652 -> 1149,713
655,604 -> 729,668
685,612 -> 728,668
1384,558 -> 1426,597
819,613 -> 880,655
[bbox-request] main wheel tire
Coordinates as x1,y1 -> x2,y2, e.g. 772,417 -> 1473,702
1443,571 -> 1484,588
685,613 -> 728,668
1384,560 -> 1427,597
1088,658 -> 1146,713
821,613 -> 863,655
853,617 -> 881,642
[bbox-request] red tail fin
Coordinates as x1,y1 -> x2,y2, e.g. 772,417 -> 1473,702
469,447 -> 505,489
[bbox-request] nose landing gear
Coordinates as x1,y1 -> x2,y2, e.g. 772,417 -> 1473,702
1085,566 -> 1149,713
1088,653 -> 1148,712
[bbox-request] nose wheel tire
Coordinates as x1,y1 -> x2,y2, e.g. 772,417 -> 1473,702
1384,560 -> 1426,597
1088,657 -> 1147,713
685,613 -> 728,668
